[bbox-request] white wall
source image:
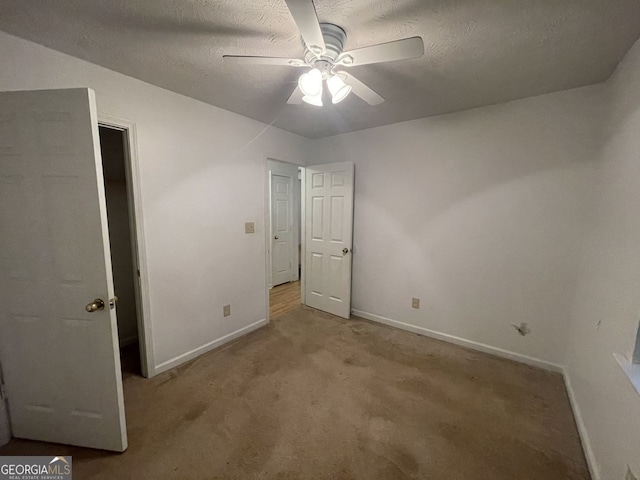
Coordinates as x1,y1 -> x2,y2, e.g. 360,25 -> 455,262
564,38 -> 640,480
310,86 -> 602,368
0,31 -> 307,375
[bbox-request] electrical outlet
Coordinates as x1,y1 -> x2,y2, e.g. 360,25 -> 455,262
412,298 -> 420,309
245,222 -> 255,234
626,466 -> 638,480
223,304 -> 231,317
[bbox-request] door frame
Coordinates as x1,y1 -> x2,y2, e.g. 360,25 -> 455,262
98,114 -> 154,378
300,165 -> 307,307
263,156 -> 305,321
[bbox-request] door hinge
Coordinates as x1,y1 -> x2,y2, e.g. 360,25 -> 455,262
0,382 -> 7,401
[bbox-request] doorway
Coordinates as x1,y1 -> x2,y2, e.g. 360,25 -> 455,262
266,159 -> 356,321
267,159 -> 303,319
266,160 -> 355,320
98,124 -> 145,378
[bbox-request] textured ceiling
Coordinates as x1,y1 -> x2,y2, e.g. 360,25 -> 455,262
1,0 -> 639,138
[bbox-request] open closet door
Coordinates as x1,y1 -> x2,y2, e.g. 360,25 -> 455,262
0,88 -> 127,451
304,162 -> 354,319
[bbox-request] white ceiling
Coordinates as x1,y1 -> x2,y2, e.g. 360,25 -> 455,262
1,0 -> 639,138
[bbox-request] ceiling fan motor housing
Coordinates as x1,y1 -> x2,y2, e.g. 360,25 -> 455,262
304,23 -> 348,76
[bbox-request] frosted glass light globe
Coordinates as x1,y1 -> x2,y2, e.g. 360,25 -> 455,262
327,74 -> 351,104
298,68 -> 323,97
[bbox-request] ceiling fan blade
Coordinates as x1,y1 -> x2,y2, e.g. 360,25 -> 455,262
337,37 -> 424,66
284,0 -> 326,56
287,85 -> 305,104
223,55 -> 307,67
337,71 -> 385,106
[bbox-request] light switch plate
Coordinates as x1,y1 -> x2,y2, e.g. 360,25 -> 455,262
223,304 -> 231,317
245,222 -> 255,234
412,298 -> 420,309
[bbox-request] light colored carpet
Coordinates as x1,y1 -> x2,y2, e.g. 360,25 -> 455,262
0,306 -> 590,479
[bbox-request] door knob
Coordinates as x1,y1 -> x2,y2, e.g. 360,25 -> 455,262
274,235 -> 279,239
343,247 -> 349,255
85,298 -> 105,313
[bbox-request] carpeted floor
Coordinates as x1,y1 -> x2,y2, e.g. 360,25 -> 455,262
0,307 -> 590,479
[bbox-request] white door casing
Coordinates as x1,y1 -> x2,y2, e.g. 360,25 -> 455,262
98,114 -> 152,379
0,88 -> 127,451
304,162 -> 354,319
271,173 -> 294,287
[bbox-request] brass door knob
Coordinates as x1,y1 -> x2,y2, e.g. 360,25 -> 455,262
343,247 -> 349,255
274,235 -> 279,239
85,298 -> 105,313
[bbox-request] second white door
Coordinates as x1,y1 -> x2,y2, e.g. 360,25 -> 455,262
271,173 -> 295,286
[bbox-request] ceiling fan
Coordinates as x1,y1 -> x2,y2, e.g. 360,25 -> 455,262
223,0 -> 424,107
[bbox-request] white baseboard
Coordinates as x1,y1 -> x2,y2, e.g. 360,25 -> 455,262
153,318 -> 268,376
351,309 -> 564,373
563,369 -> 600,480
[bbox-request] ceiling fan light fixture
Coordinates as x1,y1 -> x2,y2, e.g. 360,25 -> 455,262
327,74 -> 352,104
298,68 -> 323,96
302,90 -> 323,107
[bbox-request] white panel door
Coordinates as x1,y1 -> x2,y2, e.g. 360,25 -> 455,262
0,88 -> 127,452
304,162 -> 354,319
271,173 -> 294,287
